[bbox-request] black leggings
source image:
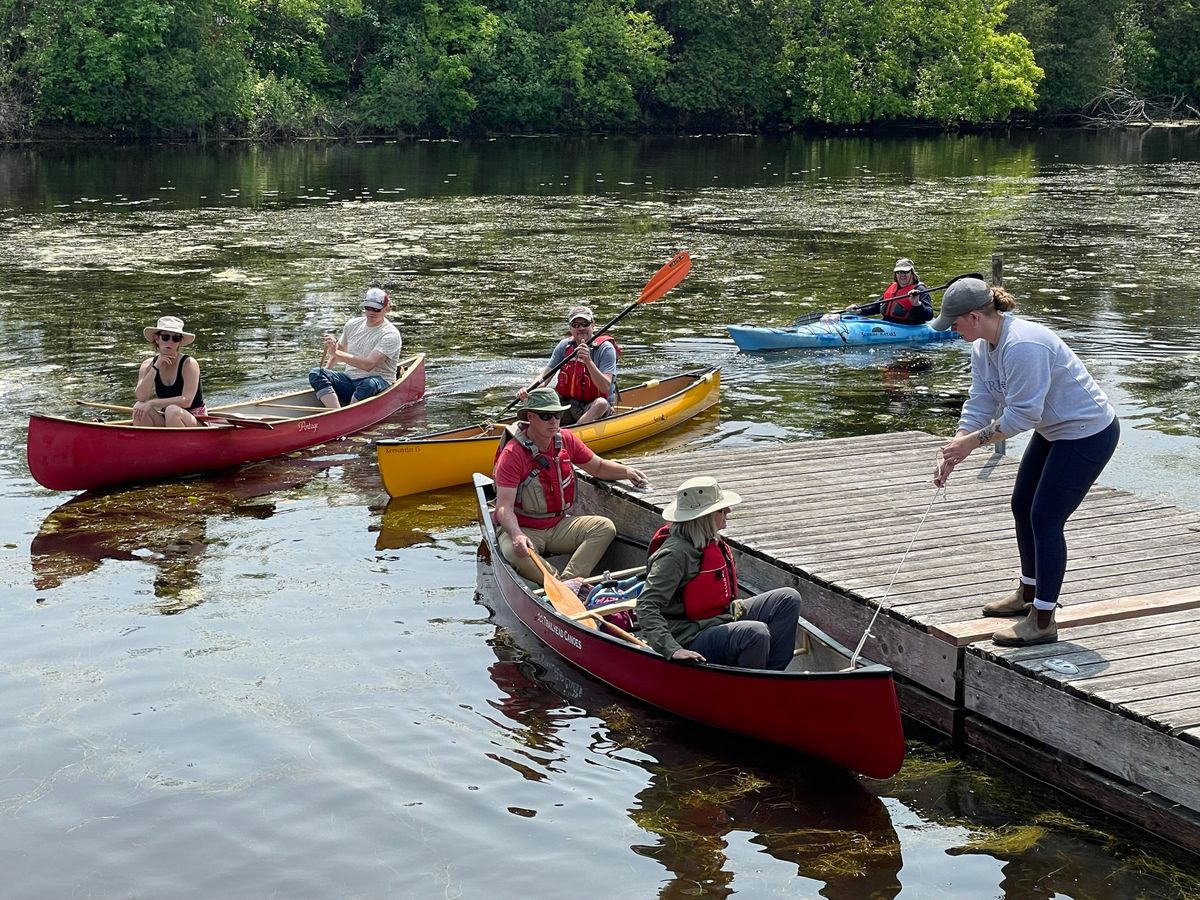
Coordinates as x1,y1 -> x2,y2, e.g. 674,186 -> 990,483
1011,418 -> 1120,604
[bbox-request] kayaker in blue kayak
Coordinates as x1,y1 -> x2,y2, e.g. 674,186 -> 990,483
930,278 -> 1119,648
846,258 -> 933,325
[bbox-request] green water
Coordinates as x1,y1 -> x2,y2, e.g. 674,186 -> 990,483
1,133 -> 1198,898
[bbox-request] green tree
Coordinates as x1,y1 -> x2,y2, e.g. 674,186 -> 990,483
23,0 -> 252,128
776,0 -> 1041,123
651,0 -> 787,129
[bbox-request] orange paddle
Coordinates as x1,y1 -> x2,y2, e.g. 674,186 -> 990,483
528,550 -> 649,647
500,251 -> 692,415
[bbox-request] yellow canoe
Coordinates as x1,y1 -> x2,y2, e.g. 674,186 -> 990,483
376,367 -> 720,498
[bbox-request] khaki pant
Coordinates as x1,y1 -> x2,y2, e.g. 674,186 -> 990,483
498,515 -> 616,586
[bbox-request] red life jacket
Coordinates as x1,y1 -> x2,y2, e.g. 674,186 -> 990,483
555,335 -> 621,403
880,282 -> 925,325
648,524 -> 738,621
498,425 -> 575,529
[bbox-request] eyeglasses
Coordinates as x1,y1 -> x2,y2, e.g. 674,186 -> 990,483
569,320 -> 591,328
157,332 -> 183,342
363,305 -> 384,313
534,411 -> 562,421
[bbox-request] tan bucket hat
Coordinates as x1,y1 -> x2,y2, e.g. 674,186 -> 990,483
143,316 -> 195,346
662,476 -> 742,522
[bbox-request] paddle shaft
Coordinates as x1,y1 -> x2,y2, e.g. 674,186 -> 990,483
500,252 -> 692,416
791,275 -> 982,327
501,305 -> 633,416
75,400 -> 273,429
527,551 -> 649,648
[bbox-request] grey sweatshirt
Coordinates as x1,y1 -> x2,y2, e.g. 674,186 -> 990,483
958,316 -> 1115,441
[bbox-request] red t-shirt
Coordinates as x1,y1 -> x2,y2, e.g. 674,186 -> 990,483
494,428 -> 595,528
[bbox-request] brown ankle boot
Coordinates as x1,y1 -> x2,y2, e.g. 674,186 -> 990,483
992,608 -> 1057,647
982,582 -> 1033,618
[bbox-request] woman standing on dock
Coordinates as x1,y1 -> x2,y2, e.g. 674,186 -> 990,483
931,278 -> 1119,647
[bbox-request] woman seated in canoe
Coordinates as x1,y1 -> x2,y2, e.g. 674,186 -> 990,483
132,316 -> 206,427
637,476 -> 801,669
846,258 -> 933,325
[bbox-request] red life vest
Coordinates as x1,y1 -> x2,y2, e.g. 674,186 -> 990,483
880,282 -> 925,325
648,524 -> 738,621
498,425 -> 575,529
555,335 -> 621,403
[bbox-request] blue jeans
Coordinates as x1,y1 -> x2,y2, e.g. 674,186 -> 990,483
1011,418 -> 1120,604
308,368 -> 388,405
685,588 -> 801,670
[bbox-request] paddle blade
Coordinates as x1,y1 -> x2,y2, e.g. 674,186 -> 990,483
196,414 -> 274,430
638,251 -> 691,304
528,550 -> 598,630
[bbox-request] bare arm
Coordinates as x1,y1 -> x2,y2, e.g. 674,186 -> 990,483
579,455 -> 647,488
133,357 -> 197,411
134,358 -> 158,402
935,422 -> 1007,486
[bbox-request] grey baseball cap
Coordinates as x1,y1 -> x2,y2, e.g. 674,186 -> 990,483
930,277 -> 992,331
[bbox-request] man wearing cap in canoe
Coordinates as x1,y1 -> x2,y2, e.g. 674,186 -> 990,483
133,315 -> 207,427
309,287 -> 402,408
515,303 -> 619,426
847,258 -> 933,325
494,387 -> 648,587
636,476 -> 801,669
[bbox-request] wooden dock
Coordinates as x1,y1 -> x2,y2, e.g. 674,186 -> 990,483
573,430 -> 1200,851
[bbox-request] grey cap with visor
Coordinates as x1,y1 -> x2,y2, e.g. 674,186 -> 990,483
930,277 -> 992,331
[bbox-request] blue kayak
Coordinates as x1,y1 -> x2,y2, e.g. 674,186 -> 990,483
727,315 -> 956,352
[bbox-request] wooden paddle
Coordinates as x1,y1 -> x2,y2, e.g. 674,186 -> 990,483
75,400 -> 275,429
526,550 -> 650,648
789,274 -> 984,327
499,251 -> 693,417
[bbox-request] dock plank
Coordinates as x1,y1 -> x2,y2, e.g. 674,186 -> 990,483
590,430 -> 1200,849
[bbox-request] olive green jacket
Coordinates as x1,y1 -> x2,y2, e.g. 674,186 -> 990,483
637,530 -> 735,658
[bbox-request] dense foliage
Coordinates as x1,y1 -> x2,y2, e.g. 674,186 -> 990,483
0,0 -> 1195,136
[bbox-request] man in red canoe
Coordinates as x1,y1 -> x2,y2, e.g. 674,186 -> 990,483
132,316 -> 207,427
515,304 -> 619,425
309,287 -> 402,408
493,387 -> 647,587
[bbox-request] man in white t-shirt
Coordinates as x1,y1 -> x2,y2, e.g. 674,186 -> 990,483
309,287 -> 403,408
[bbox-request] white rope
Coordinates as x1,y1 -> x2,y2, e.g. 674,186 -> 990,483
849,451 -> 948,668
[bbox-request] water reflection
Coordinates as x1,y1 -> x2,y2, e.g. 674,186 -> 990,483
31,457 -> 327,601
373,490 -> 477,550
478,573 -> 903,898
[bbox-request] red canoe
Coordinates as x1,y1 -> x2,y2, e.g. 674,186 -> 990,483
27,354 -> 426,492
472,473 -> 906,779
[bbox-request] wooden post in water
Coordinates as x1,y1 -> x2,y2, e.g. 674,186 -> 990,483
991,251 -> 1006,456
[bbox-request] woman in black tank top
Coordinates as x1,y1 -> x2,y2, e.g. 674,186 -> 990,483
132,316 -> 206,427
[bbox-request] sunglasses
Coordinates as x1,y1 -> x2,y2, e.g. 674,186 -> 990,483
533,411 -> 562,421
569,320 -> 591,328
157,332 -> 183,342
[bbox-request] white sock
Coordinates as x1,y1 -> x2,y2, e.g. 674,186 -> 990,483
1032,598 -> 1056,611
1020,575 -> 1037,586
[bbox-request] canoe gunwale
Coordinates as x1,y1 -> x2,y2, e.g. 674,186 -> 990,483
377,367 -> 719,449
472,472 -> 905,776
27,354 -> 427,491
474,472 -> 893,680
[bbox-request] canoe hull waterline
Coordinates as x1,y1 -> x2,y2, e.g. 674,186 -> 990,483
27,355 -> 427,492
376,368 -> 720,499
728,315 -> 956,352
472,474 -> 905,779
